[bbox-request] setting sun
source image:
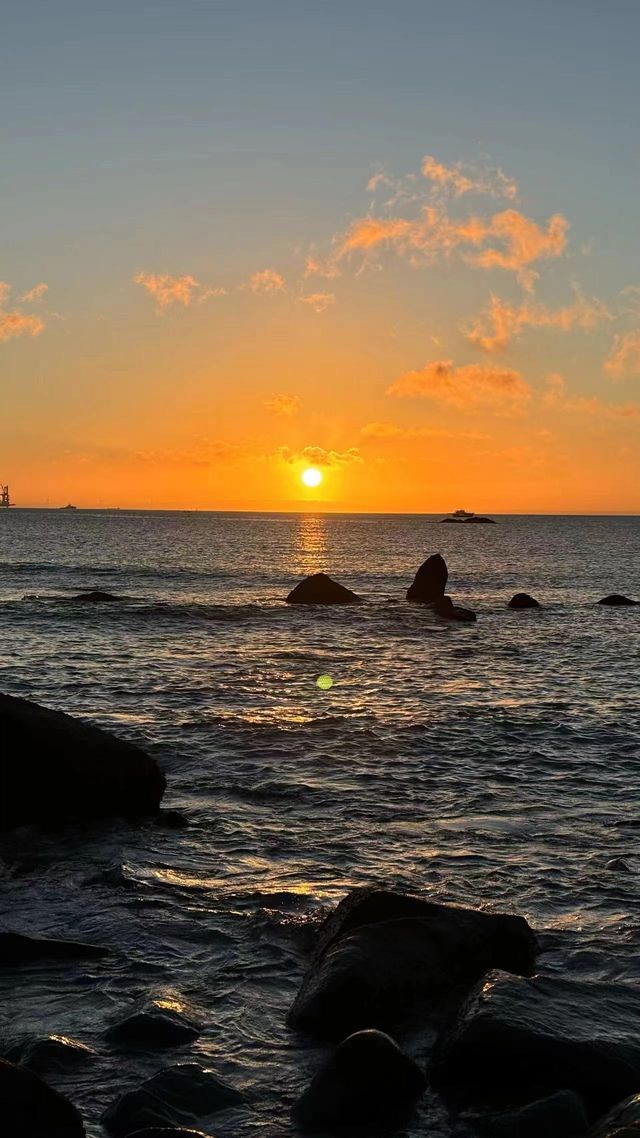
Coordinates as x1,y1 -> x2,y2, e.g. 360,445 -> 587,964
301,467 -> 322,488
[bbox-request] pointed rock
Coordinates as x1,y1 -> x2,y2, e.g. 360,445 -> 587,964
406,553 -> 448,602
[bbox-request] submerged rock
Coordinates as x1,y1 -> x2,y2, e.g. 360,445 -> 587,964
127,1130 -> 213,1137
597,595 -> 639,606
432,973 -> 640,1120
105,1006 -> 200,1049
69,590 -> 120,603
591,1093 -> 640,1136
0,1057 -> 85,1137
406,553 -> 448,602
101,1063 -> 243,1136
433,595 -> 477,622
286,572 -> 361,604
0,931 -> 109,965
155,809 -> 189,829
5,1034 -> 97,1075
292,1029 -> 426,1132
508,593 -> 541,609
287,887 -> 537,1041
466,1089 -> 589,1137
0,692 -> 166,830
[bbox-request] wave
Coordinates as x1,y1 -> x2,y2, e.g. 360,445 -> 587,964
0,560 -> 235,582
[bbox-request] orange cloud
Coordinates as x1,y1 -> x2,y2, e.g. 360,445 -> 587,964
304,255 -> 341,279
361,421 -> 489,440
464,291 -> 611,352
0,282 -> 45,343
249,269 -> 286,294
388,359 -> 531,408
604,331 -> 640,378
20,282 -> 49,302
543,373 -> 640,418
134,272 -> 200,310
279,445 -> 363,467
421,155 -> 518,201
299,292 -> 335,313
264,393 -> 301,416
470,210 -> 568,291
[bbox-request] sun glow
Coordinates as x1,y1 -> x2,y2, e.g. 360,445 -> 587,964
301,467 -> 322,488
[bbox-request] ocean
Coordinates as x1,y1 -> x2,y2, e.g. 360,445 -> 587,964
1,509 -> 639,1137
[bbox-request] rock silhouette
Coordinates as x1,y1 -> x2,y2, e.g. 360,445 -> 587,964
286,572 -> 361,604
105,1007 -> 200,1049
466,1089 -> 588,1137
5,1035 -> 96,1076
292,1029 -> 426,1132
70,590 -> 120,603
433,595 -> 477,622
287,887 -> 537,1040
597,595 -> 639,606
591,1093 -> 640,1137
508,593 -> 541,609
0,693 -> 165,831
406,553 -> 448,602
0,1057 -> 85,1137
0,931 -> 109,965
101,1064 -> 243,1136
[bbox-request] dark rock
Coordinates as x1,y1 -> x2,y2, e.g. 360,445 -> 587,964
466,1089 -> 588,1136
287,887 -> 537,1041
105,1006 -> 200,1049
5,1034 -> 97,1075
432,972 -> 640,1120
0,1056 -> 85,1137
464,516 -> 496,524
433,595 -> 477,622
292,1029 -> 426,1132
597,595 -> 638,606
0,692 -> 166,830
127,1130 -> 213,1138
406,553 -> 448,602
591,1094 -> 640,1136
286,572 -> 361,604
508,593 -> 541,609
70,591 -> 119,603
101,1063 -> 243,1136
0,931 -> 109,965
155,810 -> 189,829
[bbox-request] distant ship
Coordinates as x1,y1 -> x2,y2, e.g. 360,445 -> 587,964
451,509 -> 475,518
1,483 -> 13,508
60,503 -> 78,510
441,508 -> 496,524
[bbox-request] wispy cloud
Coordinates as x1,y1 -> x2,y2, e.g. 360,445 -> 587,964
387,359 -> 530,408
264,393 -> 301,417
134,272 -> 200,310
278,445 -> 363,467
0,281 -> 45,343
464,290 -> 611,352
361,421 -> 489,440
299,292 -> 335,313
421,155 -> 518,201
604,331 -> 640,378
543,373 -> 640,418
249,269 -> 286,294
20,282 -> 49,302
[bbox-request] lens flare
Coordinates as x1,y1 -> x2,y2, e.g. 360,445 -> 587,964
302,467 -> 322,488
316,674 -> 334,691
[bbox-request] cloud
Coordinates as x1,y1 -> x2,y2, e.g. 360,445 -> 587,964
299,292 -> 335,313
361,421 -> 489,440
134,272 -> 200,310
20,282 -> 48,302
469,210 -> 569,291
421,155 -> 518,201
0,281 -> 45,343
304,254 -> 342,279
249,269 -> 286,294
464,290 -> 612,352
604,331 -> 640,378
387,359 -> 531,408
264,393 -> 301,417
278,445 -> 363,468
543,373 -> 640,418
198,286 -> 228,303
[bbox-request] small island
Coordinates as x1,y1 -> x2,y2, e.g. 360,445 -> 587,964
441,510 -> 496,524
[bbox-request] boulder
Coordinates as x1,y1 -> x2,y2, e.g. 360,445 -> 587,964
0,931 -> 109,965
433,595 -> 477,622
287,888 -> 537,1040
508,593 -> 541,609
69,591 -> 120,603
466,1089 -> 588,1136
292,1029 -> 426,1132
432,973 -> 640,1120
590,1094 -> 640,1137
597,595 -> 638,606
406,553 -> 448,602
105,1006 -> 200,1049
0,692 -> 165,830
286,572 -> 361,604
5,1034 -> 97,1075
0,1057 -> 85,1137
101,1063 -> 243,1136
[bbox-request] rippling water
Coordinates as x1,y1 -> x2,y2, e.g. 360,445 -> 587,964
1,510 -> 639,1136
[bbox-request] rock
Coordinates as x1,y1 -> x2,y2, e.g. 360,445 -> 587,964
466,1089 -> 589,1136
432,973 -> 640,1120
433,595 -> 477,622
101,1063 -> 243,1136
286,572 -> 361,604
105,1006 -> 200,1049
464,516 -> 496,524
292,1029 -> 426,1132
0,1056 -> 85,1137
127,1130 -> 213,1138
155,810 -> 189,829
0,692 -> 166,830
597,595 -> 638,606
406,553 -> 448,602
69,591 -> 119,603
508,593 -> 541,609
0,931 -> 109,965
5,1034 -> 97,1075
590,1093 -> 640,1137
287,887 -> 537,1041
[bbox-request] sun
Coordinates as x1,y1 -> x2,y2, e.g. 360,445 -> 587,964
301,467 -> 322,488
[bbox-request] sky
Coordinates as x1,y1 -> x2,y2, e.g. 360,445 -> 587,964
2,0 -> 640,512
